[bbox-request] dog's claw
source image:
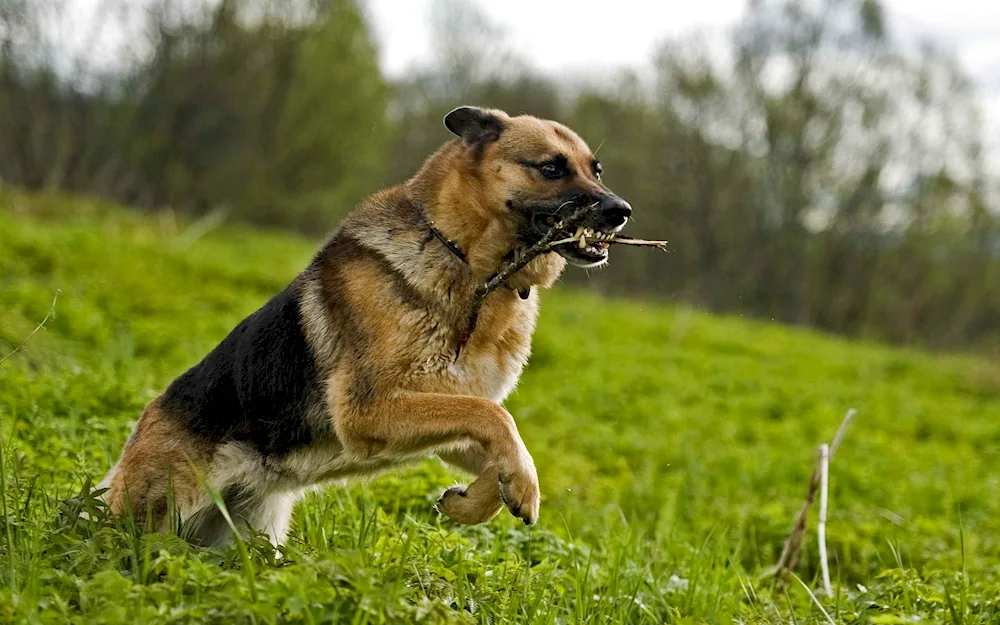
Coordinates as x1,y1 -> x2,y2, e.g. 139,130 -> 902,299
497,466 -> 539,526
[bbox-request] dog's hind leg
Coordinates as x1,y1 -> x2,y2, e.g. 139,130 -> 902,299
100,398 -> 213,534
436,445 -> 504,524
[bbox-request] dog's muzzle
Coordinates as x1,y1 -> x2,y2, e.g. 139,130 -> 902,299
523,195 -> 632,269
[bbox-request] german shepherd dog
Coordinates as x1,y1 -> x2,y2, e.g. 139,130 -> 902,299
98,106 -> 632,546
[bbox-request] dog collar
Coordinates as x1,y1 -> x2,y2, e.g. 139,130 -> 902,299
421,213 -> 468,264
418,205 -> 530,300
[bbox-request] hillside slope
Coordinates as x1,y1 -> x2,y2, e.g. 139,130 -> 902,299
2,189 -> 999,624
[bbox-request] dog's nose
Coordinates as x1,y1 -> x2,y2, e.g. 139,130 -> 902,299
599,196 -> 632,228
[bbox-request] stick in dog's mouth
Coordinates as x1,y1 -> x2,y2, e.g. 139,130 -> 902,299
483,202 -> 668,297
544,206 -> 668,254
538,201 -> 668,252
548,229 -> 669,252
458,202 -> 669,355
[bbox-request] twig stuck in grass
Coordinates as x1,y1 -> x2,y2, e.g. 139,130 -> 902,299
773,408 -> 857,590
830,407 -> 856,457
0,289 -> 60,367
773,448 -> 823,581
817,443 -> 831,596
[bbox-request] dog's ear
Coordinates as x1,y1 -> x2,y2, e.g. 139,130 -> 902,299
444,106 -> 506,144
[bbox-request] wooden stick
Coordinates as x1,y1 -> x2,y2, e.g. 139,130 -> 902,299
454,204 -> 667,356
817,443 -> 832,595
454,203 -> 597,357
547,234 -> 669,251
601,235 -> 669,250
480,203 -> 668,298
774,448 -> 823,579
479,202 -> 598,297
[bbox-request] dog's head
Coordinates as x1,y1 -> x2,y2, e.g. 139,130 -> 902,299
439,106 -> 631,269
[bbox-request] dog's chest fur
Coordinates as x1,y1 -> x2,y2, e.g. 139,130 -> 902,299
335,203 -> 545,405
410,289 -> 540,403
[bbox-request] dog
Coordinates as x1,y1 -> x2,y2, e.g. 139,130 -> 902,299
97,106 -> 632,546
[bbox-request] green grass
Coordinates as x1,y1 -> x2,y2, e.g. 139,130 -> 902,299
1,188 -> 999,624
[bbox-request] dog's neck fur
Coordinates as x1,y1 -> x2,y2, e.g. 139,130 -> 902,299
406,141 -> 566,291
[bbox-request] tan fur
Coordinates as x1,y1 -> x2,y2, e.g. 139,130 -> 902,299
101,399 -> 213,531
100,108 -> 619,543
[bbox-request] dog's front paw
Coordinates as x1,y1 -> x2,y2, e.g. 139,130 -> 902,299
436,484 -> 503,525
498,461 -> 540,526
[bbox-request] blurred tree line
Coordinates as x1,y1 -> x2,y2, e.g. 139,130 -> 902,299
2,0 -> 999,352
0,0 -> 388,230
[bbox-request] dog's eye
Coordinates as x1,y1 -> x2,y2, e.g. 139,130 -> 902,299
540,163 -> 566,180
593,162 -> 603,180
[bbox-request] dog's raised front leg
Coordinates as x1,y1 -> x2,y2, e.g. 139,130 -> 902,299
436,445 -> 504,524
336,392 -> 539,525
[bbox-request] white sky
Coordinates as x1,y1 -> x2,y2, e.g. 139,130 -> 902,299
365,0 -> 1000,157
366,0 -> 1000,82
365,0 -> 746,78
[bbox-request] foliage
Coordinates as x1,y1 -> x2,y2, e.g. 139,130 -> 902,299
0,0 -> 388,231
2,190 -> 1000,623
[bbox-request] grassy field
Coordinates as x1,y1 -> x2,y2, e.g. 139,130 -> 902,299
1,189 -> 999,624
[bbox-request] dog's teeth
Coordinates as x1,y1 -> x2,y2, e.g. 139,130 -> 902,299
574,226 -> 585,239
578,236 -> 587,249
